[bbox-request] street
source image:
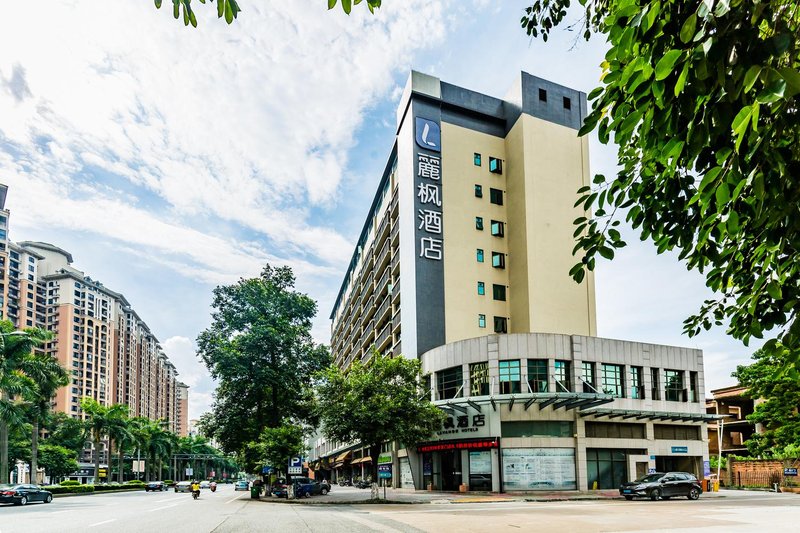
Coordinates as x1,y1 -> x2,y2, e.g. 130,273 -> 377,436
0,486 -> 798,532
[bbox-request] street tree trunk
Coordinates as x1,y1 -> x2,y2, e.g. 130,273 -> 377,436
0,420 -> 8,484
30,418 -> 39,484
93,434 -> 101,485
370,444 -> 380,500
118,444 -> 125,483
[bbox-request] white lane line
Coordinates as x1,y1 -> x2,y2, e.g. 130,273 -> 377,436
155,498 -> 174,503
225,495 -> 245,504
88,519 -> 117,527
148,503 -> 180,512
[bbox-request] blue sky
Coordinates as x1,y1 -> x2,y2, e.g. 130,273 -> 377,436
0,1 -> 760,419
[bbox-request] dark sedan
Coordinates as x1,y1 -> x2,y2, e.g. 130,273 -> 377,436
619,472 -> 702,501
145,481 -> 167,492
0,484 -> 53,506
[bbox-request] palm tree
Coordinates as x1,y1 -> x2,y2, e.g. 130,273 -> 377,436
0,322 -> 49,483
106,408 -> 132,483
80,398 -> 128,484
21,350 -> 68,484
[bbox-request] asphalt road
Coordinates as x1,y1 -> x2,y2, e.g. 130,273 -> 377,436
1,485 -> 797,532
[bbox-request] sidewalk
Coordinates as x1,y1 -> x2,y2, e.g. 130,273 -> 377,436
250,485 -> 737,505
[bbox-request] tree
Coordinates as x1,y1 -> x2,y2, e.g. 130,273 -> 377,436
315,351 -> 444,498
154,0 -> 381,27
239,423 -> 305,475
520,1 -> 800,366
38,444 -> 79,481
733,346 -> 800,457
47,412 -> 88,457
21,350 -> 68,484
197,265 -> 329,461
0,322 -> 49,483
80,398 -> 129,484
107,413 -> 134,483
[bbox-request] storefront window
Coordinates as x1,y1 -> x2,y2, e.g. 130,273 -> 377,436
502,448 -> 576,490
527,359 -> 548,392
499,360 -> 521,394
470,362 -> 490,396
665,369 -> 685,401
437,366 -> 463,400
554,360 -> 571,392
586,449 -> 627,490
601,363 -> 625,397
469,451 -> 493,491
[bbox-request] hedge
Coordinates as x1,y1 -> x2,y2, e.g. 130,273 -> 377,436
45,485 -> 94,494
59,480 -> 81,487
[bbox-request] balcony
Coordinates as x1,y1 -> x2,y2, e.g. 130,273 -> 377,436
392,309 -> 401,332
376,323 -> 391,351
376,240 -> 390,271
375,294 -> 391,324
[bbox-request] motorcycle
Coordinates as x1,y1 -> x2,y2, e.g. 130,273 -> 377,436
192,489 -> 200,500
210,482 -> 217,493
355,479 -> 371,489
338,479 -> 352,487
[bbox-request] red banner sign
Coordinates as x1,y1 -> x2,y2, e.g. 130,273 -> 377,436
417,438 -> 499,453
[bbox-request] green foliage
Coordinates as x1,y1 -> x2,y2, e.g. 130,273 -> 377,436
197,265 -> 329,461
47,412 -> 89,456
154,0 -> 240,27
45,484 -> 94,494
733,346 -> 800,457
315,350 -> 445,482
59,479 -> 81,486
522,1 -> 800,365
240,423 -> 305,474
38,444 -> 79,479
709,454 -> 727,470
327,0 -> 382,15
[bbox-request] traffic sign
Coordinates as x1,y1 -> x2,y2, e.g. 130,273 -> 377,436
785,468 -> 798,476
288,456 -> 303,475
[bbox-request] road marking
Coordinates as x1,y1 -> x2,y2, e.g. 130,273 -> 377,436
225,495 -> 244,504
148,503 -> 180,512
88,519 -> 117,528
155,498 -> 174,503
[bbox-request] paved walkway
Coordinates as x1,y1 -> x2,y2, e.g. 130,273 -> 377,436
251,485 -> 744,505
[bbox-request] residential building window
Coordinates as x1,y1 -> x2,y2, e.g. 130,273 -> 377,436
554,360 -> 571,392
436,366 -> 463,400
474,184 -> 483,198
489,157 -> 502,174
601,363 -> 625,398
475,217 -> 484,230
489,188 -> 504,205
476,249 -> 484,263
563,96 -> 571,110
690,371 -> 699,402
473,153 -> 482,166
665,369 -> 685,402
491,252 -> 505,269
630,366 -> 644,399
582,362 -> 596,393
651,368 -> 661,400
470,361 -> 489,396
527,359 -> 548,393
490,220 -> 504,237
477,282 -> 485,295
478,314 -> 486,328
499,360 -> 521,394
538,88 -> 547,102
492,284 -> 506,301
493,316 -> 507,333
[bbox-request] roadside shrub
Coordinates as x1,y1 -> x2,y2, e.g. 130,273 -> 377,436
164,480 -> 174,486
59,480 -> 81,486
127,479 -> 145,485
45,484 -> 95,494
94,483 -> 144,491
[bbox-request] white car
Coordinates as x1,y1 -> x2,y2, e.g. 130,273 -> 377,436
199,481 -> 211,489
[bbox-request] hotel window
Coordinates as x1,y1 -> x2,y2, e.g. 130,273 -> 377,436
477,282 -> 485,295
690,371 -> 699,402
493,316 -> 507,333
601,363 -> 625,397
489,157 -> 502,174
651,368 -> 661,400
475,217 -> 484,230
489,188 -> 504,205
474,153 -> 482,166
665,369 -> 685,402
490,220 -> 504,237
554,360 -> 571,392
499,360 -> 521,394
436,366 -> 463,400
478,314 -> 486,328
474,184 -> 483,198
492,284 -> 506,301
630,366 -> 644,399
491,252 -> 505,269
581,362 -> 596,393
527,359 -> 548,392
470,362 -> 490,396
476,249 -> 484,262
563,96 -> 571,110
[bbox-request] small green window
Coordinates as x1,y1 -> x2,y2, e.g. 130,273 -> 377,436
491,220 -> 504,237
477,249 -> 484,263
478,314 -> 486,328
474,153 -> 482,166
477,282 -> 485,295
475,217 -> 484,230
491,252 -> 505,269
474,184 -> 483,198
489,157 -> 502,174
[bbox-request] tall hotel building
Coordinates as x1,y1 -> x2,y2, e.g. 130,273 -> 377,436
0,186 -> 189,479
313,72 -> 717,493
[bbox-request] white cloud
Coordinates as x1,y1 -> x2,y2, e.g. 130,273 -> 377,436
162,335 -> 215,421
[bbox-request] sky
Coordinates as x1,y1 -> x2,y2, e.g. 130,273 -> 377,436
0,1 -> 762,421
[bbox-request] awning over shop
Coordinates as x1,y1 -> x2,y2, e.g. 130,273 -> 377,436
434,392 -> 615,413
332,450 -> 352,468
578,408 -> 726,422
351,456 -> 373,465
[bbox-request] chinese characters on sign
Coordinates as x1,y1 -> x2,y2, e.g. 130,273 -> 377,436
417,438 -> 499,453
417,151 -> 443,261
439,414 -> 485,436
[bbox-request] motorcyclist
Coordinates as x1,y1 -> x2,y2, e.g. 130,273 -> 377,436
210,481 -> 217,492
191,480 -> 201,499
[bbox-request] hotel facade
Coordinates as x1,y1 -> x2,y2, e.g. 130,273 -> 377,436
309,72 -> 716,492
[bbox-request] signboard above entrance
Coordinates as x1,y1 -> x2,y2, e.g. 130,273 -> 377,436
417,438 -> 499,453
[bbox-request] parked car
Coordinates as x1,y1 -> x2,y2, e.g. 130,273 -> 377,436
199,481 -> 211,489
234,480 -> 249,491
271,479 -> 289,498
291,477 -> 331,496
145,481 -> 167,492
0,484 -> 53,506
619,472 -> 702,501
174,481 -> 192,493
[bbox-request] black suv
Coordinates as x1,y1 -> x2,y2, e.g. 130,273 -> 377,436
619,472 -> 702,501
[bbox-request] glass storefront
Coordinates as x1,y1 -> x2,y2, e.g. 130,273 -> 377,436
586,448 -> 627,489
469,451 -> 492,490
502,448 -> 576,491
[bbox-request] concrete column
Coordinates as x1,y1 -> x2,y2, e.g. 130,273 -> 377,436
461,449 -> 470,488
491,448 -> 501,492
575,418 -> 588,490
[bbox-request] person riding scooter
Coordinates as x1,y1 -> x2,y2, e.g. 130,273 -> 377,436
210,481 -> 217,493
191,480 -> 201,499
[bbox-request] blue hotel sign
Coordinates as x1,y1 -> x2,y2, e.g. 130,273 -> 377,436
671,446 -> 688,453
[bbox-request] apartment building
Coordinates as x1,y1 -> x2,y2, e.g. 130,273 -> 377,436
310,71 -> 720,492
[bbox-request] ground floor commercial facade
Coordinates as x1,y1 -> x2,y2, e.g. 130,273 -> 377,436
309,333 -> 717,492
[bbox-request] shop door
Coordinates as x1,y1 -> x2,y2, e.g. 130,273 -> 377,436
441,451 -> 462,491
